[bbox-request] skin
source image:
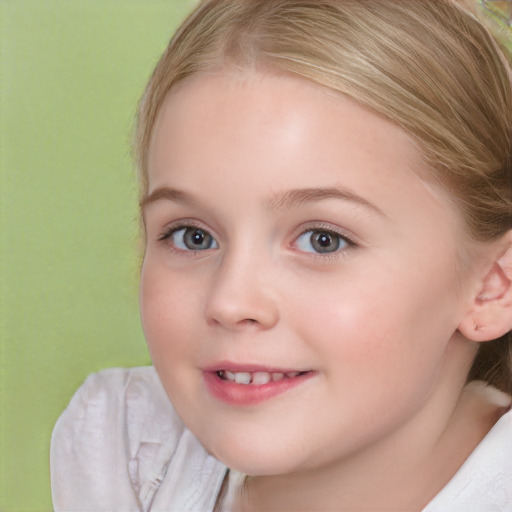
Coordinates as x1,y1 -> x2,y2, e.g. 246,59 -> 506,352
140,69 -> 506,511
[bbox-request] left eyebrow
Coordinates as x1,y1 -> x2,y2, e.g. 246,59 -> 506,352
267,187 -> 386,217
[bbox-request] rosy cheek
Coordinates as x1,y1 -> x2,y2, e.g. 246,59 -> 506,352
140,273 -> 173,346
141,272 -> 198,357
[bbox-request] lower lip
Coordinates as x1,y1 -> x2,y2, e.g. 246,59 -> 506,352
203,371 -> 314,406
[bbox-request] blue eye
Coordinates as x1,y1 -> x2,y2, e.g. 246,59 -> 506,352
296,229 -> 349,254
168,227 -> 218,251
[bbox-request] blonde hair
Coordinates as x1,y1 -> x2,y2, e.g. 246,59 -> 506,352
135,0 -> 512,392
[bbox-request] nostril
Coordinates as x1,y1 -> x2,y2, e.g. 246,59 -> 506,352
231,318 -> 259,329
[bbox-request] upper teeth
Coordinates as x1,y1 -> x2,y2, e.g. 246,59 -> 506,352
218,370 -> 302,385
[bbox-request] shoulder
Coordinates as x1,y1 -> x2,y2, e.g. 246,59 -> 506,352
51,367 -> 226,511
51,366 -> 184,460
424,406 -> 512,511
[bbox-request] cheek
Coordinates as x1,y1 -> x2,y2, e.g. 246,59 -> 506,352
140,259 -> 195,361
139,261 -> 207,416
289,265 -> 460,391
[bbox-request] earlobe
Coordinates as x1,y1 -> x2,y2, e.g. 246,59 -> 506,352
458,231 -> 512,342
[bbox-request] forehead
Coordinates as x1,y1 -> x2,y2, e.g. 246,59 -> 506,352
149,69 -> 420,184
148,69 -> 462,224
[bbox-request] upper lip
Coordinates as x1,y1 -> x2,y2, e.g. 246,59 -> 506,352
202,361 -> 310,374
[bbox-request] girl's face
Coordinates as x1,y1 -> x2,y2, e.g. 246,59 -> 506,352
140,70 -> 478,476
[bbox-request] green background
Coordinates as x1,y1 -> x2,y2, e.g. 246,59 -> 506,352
0,1 -> 193,510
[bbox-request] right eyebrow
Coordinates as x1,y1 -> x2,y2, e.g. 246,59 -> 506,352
139,187 -> 193,210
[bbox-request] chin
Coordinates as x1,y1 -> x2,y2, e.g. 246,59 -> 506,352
203,435 -> 308,476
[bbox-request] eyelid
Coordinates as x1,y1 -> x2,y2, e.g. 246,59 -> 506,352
290,222 -> 358,256
294,221 -> 357,243
157,220 -> 219,252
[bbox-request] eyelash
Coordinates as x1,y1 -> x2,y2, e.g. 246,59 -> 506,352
158,222 -> 218,254
157,222 -> 357,258
293,225 -> 356,259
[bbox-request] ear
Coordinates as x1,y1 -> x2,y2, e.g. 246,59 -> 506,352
458,231 -> 512,342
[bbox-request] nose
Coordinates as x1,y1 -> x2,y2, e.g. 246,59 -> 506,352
204,251 -> 279,331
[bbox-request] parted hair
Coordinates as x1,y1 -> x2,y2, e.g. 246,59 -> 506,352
135,0 -> 512,393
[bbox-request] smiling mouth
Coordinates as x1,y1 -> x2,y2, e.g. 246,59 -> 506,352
205,367 -> 314,405
216,370 -> 310,385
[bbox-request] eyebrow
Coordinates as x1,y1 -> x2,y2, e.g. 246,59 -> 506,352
267,187 -> 385,216
140,185 -> 385,216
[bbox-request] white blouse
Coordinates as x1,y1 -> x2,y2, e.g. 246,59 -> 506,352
51,366 -> 512,511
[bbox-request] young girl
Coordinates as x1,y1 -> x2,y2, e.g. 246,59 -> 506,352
51,0 -> 512,510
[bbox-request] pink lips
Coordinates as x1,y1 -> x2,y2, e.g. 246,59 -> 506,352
203,363 -> 314,406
